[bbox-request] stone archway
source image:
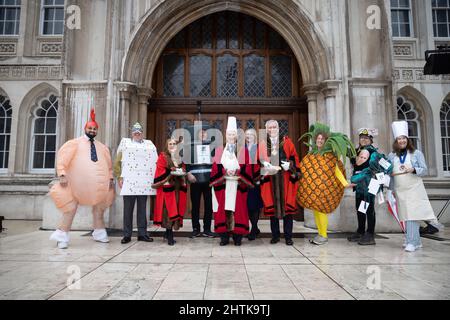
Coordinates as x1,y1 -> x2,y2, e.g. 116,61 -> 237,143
121,0 -> 333,89
118,0 -> 335,141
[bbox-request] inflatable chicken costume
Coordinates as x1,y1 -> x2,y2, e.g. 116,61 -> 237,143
49,109 -> 115,249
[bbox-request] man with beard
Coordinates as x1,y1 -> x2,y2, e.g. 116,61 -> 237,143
49,109 -> 115,249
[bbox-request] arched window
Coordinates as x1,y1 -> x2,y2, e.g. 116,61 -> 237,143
30,94 -> 58,171
396,95 -> 423,151
441,99 -> 450,172
159,12 -> 296,98
0,95 -> 12,170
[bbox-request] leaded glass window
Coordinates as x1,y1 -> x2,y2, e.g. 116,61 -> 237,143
217,54 -> 238,97
190,55 -> 212,97
31,94 -> 58,170
271,56 -> 292,97
159,11 -> 295,98
0,95 -> 12,169
163,54 -> 184,97
244,55 -> 265,97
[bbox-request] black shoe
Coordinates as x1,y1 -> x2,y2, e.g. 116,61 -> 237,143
233,235 -> 242,246
285,239 -> 294,246
220,237 -> 230,246
121,237 -> 131,244
190,230 -> 202,238
270,237 -> 280,244
137,236 -> 154,242
358,233 -> 376,246
203,230 -> 218,238
348,233 -> 362,243
167,229 -> 176,246
420,224 -> 439,235
248,234 -> 257,241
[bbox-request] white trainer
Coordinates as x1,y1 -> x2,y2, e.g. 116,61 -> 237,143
50,229 -> 70,249
404,244 -> 416,252
92,229 -> 110,243
57,241 -> 69,249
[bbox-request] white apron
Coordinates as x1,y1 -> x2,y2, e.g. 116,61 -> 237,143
393,153 -> 436,222
221,145 -> 241,212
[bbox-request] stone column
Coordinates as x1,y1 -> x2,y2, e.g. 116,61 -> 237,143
62,81 -> 108,141
303,85 -> 320,125
115,82 -> 136,141
320,80 -> 341,132
137,87 -> 154,136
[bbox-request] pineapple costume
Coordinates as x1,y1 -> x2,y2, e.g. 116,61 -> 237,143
297,123 -> 356,241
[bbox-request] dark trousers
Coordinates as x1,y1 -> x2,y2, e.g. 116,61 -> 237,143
270,215 -> 293,240
190,182 -> 213,232
248,209 -> 260,237
123,195 -> 148,238
356,195 -> 376,235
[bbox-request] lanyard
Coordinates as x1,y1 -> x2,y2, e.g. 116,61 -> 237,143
399,151 -> 407,165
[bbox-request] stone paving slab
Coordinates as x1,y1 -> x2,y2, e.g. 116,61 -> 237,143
1,223 -> 450,300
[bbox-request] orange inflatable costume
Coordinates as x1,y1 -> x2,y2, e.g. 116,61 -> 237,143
49,110 -> 114,249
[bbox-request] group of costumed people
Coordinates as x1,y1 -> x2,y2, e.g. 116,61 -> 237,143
48,110 -> 440,253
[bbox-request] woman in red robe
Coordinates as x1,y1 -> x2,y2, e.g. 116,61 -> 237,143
152,139 -> 187,246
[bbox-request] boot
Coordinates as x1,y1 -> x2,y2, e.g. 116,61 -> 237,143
167,229 -> 176,246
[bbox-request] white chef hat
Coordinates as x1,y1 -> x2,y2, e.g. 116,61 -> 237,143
226,117 -> 237,133
392,121 -> 409,139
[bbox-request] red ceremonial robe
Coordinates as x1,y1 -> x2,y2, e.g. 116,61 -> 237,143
152,153 -> 187,227
259,136 -> 300,217
210,147 -> 253,235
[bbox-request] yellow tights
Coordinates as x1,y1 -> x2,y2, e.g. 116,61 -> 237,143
314,211 -> 328,238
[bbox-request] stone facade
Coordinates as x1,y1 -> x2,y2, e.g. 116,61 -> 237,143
0,0 -> 449,231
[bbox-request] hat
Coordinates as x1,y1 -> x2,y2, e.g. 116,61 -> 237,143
85,109 -> 99,129
392,121 -> 409,139
131,123 -> 143,133
358,128 -> 378,138
226,117 -> 237,133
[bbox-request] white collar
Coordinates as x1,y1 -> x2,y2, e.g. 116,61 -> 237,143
84,134 -> 94,141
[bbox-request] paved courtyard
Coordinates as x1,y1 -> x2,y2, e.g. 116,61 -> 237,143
1,220 -> 450,300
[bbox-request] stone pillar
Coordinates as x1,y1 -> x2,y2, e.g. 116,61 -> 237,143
320,80 -> 341,132
137,87 -> 154,136
62,81 -> 108,141
115,82 -> 136,141
304,85 -> 319,125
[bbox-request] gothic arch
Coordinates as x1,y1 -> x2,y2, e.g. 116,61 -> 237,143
14,83 -> 59,173
121,0 -> 333,89
396,86 -> 437,176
